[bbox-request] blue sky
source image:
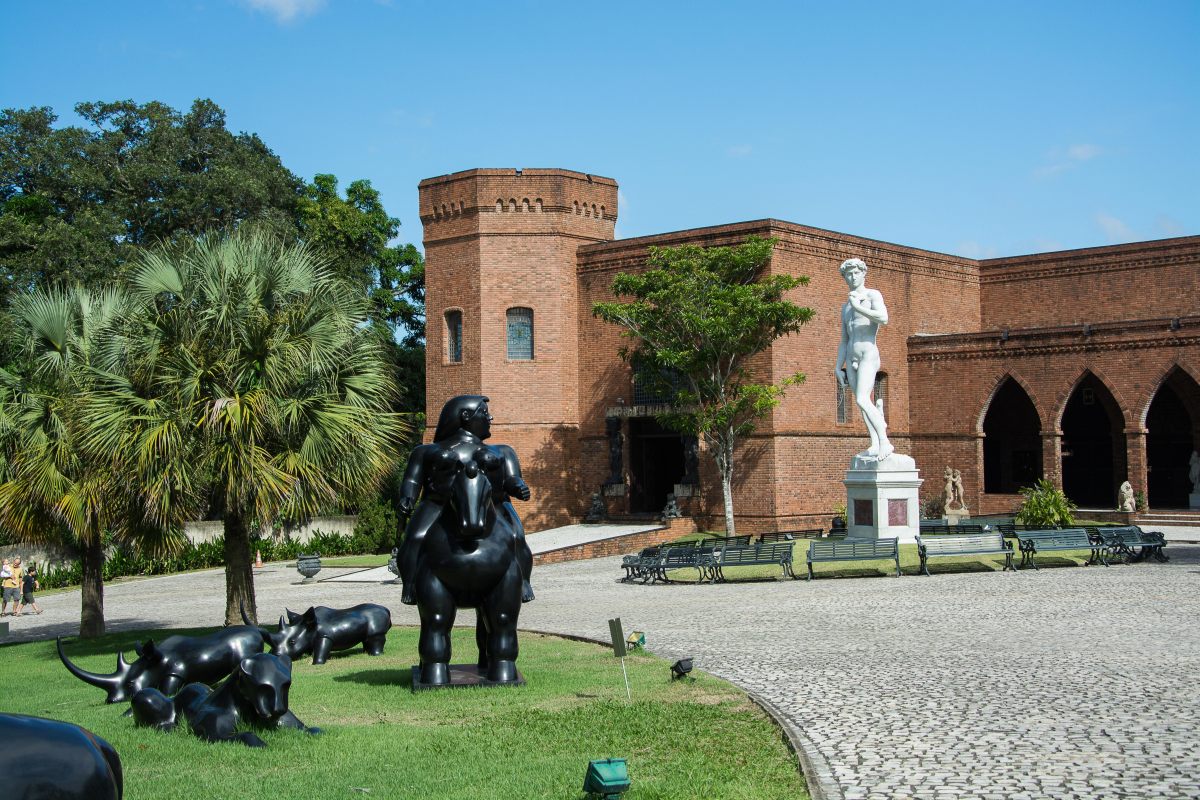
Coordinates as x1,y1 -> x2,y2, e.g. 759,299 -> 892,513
2,0 -> 1197,258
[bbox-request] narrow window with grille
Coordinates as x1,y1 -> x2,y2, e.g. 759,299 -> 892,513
506,307 -> 533,360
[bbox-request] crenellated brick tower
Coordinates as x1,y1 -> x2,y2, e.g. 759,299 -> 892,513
418,168 -> 618,529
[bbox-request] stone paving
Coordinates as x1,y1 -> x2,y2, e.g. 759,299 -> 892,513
7,546 -> 1200,799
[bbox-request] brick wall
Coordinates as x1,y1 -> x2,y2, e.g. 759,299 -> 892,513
421,166 -> 1199,537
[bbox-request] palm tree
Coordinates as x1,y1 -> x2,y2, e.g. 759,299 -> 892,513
87,231 -> 407,625
0,285 -> 179,637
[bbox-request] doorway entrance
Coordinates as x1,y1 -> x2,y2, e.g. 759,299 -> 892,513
628,417 -> 686,514
1146,369 -> 1200,508
1061,374 -> 1125,508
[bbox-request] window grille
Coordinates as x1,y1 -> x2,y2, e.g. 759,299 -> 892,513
506,307 -> 533,360
445,310 -> 462,363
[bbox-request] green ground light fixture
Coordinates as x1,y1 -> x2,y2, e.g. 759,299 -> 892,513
584,758 -> 630,799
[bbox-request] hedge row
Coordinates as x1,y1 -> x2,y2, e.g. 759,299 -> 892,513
34,502 -> 399,590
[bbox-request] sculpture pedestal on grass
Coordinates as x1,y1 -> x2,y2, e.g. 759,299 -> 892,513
835,258 -> 922,542
397,395 -> 532,688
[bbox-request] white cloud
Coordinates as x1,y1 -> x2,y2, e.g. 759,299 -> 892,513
1065,143 -> 1102,161
956,241 -> 998,260
726,144 -> 753,158
240,0 -> 325,23
1095,212 -> 1134,242
1034,143 -> 1104,179
1156,215 -> 1185,237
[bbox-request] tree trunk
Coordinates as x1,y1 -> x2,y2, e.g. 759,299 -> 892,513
223,510 -> 256,627
79,536 -> 106,639
722,470 -> 735,536
716,429 -> 736,536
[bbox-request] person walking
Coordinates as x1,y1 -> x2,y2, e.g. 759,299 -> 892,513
2,556 -> 23,616
16,562 -> 41,616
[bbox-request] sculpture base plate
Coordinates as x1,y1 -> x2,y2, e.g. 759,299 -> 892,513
1190,493 -> 1200,510
411,664 -> 526,692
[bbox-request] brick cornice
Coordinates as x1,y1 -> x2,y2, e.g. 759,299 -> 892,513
907,316 -> 1200,363
980,236 -> 1200,283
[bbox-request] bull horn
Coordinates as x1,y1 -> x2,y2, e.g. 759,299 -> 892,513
57,637 -> 127,694
285,608 -> 300,624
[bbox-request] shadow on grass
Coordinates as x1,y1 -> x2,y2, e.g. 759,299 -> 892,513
334,667 -> 413,686
4,621 -> 212,657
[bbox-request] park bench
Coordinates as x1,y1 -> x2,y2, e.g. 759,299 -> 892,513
621,546 -> 660,582
1086,526 -> 1169,564
759,528 -> 823,543
649,543 -> 720,583
916,531 -> 1014,576
1012,528 -> 1102,569
919,522 -> 984,535
714,534 -> 753,547
707,541 -> 796,582
806,538 -> 901,581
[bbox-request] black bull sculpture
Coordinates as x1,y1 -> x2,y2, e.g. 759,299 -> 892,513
57,626 -> 268,703
131,652 -> 319,748
0,713 -> 123,800
243,603 -> 392,665
413,447 -> 526,686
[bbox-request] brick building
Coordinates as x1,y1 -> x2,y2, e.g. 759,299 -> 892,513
419,167 -> 1200,533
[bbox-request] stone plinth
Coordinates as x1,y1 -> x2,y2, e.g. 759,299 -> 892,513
844,453 -> 923,543
1191,493 -> 1200,510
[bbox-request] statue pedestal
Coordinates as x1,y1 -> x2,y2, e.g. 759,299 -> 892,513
844,453 -> 923,543
1190,493 -> 1200,510
411,663 -> 526,691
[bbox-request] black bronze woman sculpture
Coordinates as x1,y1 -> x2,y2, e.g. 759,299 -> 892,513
396,395 -> 533,605
396,396 -> 532,686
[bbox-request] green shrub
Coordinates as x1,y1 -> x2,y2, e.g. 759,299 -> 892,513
1016,479 -> 1076,527
353,500 -> 399,554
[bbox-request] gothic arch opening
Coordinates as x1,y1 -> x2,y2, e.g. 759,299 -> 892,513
983,377 -> 1042,493
1061,373 -> 1125,508
1147,368 -> 1200,508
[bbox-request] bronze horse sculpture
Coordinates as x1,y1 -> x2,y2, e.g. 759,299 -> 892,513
411,446 -> 525,686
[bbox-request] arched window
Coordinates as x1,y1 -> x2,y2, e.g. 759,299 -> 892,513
506,307 -> 534,360
574,201 -> 580,215
600,205 -> 606,218
983,377 -> 1042,493
592,203 -> 598,217
522,198 -> 530,212
496,199 -> 504,212
445,310 -> 463,363
535,198 -> 543,212
459,201 -> 465,214
508,198 -> 517,212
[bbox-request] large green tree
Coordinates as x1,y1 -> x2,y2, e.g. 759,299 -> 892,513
297,173 -> 425,411
0,99 -> 301,304
0,99 -> 426,411
0,285 -> 181,637
86,231 -> 407,625
593,236 -> 814,535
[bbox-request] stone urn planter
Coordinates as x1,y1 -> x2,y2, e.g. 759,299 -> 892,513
296,554 -> 322,583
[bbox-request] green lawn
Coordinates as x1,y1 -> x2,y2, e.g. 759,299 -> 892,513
667,538 -> 1096,582
2,627 -> 807,800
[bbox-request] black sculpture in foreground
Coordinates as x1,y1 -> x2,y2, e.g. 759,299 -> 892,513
396,395 -> 532,686
0,713 -> 123,800
131,652 -> 319,747
244,603 -> 392,665
58,626 -> 268,703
